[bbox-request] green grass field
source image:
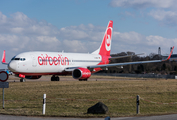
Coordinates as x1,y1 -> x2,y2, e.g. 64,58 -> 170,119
0,76 -> 177,117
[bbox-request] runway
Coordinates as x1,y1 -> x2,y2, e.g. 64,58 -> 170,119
0,114 -> 177,120
7,75 -> 148,82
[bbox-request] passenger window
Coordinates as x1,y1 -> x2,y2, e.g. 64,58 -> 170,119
19,58 -> 26,61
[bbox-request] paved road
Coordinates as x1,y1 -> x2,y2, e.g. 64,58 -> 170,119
1,114 -> 177,120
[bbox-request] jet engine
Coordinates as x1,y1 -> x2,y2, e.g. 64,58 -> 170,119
72,67 -> 91,80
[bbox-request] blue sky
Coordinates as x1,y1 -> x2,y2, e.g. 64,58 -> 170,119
1,0 -> 177,69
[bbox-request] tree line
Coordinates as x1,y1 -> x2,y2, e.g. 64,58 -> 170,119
103,52 -> 177,75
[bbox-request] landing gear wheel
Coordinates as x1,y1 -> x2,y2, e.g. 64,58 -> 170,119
79,79 -> 87,81
51,75 -> 60,81
56,76 -> 59,81
20,78 -> 26,82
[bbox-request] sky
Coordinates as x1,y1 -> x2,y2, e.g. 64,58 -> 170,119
1,0 -> 177,69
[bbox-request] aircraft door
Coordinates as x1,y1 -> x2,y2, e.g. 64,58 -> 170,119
30,54 -> 37,67
70,59 -> 74,65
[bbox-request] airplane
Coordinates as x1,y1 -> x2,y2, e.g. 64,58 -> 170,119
1,20 -> 174,82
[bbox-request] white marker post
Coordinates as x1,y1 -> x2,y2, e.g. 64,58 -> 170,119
43,94 -> 46,115
136,95 -> 140,114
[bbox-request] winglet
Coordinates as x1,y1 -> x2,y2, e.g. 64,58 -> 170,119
162,46 -> 174,61
2,50 -> 8,65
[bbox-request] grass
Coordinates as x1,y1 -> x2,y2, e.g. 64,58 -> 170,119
0,76 -> 177,117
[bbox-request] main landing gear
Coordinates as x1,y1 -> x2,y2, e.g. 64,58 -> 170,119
51,75 -> 60,81
79,79 -> 88,81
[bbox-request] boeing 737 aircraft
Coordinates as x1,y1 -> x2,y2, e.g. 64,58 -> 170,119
1,21 -> 174,82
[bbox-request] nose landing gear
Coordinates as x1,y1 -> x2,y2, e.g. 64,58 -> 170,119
51,75 -> 60,81
20,78 -> 26,82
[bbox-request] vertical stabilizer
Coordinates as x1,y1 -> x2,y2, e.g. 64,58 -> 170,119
2,50 -> 8,64
92,20 -> 113,56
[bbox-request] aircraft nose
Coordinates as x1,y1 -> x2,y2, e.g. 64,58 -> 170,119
8,61 -> 17,72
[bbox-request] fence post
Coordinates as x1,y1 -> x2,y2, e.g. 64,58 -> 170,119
136,95 -> 140,114
43,94 -> 46,115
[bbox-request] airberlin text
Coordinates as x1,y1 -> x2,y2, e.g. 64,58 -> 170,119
38,54 -> 69,66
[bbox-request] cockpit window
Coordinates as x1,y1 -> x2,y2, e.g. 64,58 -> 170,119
11,56 -> 15,60
14,58 -> 20,60
11,57 -> 26,61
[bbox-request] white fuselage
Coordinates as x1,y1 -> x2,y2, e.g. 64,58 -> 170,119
8,51 -> 102,75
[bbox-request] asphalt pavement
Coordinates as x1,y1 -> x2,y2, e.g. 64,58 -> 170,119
1,114 -> 177,120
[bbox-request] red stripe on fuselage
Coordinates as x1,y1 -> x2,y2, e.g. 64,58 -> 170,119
14,72 -> 71,76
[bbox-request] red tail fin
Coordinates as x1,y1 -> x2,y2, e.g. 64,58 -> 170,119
2,50 -> 8,65
2,50 -> 6,63
92,21 -> 113,56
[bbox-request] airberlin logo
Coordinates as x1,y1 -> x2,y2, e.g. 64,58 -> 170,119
38,54 -> 69,66
105,27 -> 112,51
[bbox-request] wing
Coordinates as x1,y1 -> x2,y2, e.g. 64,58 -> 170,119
89,59 -> 162,70
65,46 -> 174,72
88,46 -> 174,69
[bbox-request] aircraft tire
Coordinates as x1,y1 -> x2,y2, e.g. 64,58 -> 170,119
79,79 -> 87,81
51,76 -> 60,81
56,76 -> 60,81
51,76 -> 54,81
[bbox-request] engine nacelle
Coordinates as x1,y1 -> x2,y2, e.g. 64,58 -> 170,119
72,68 -> 91,80
25,75 -> 42,79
